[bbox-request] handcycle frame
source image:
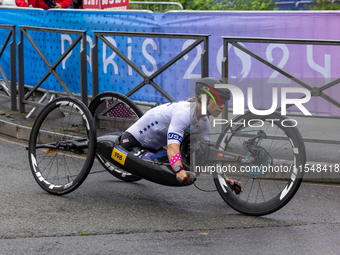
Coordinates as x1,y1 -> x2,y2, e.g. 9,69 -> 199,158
93,132 -> 256,187
37,131 -> 255,187
28,92 -> 306,216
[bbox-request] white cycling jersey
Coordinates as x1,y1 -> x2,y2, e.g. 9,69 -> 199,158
126,101 -> 210,150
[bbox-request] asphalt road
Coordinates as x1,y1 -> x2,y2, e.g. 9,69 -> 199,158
0,135 -> 340,254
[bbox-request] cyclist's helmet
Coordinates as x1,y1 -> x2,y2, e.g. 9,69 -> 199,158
195,77 -> 231,106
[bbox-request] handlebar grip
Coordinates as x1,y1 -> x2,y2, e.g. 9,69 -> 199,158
186,172 -> 197,181
176,176 -> 185,185
176,172 -> 197,185
227,181 -> 242,195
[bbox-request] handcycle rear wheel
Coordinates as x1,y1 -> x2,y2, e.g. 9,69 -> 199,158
28,97 -> 97,195
213,111 -> 305,216
89,92 -> 143,182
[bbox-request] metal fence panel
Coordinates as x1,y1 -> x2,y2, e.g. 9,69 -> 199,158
17,26 -> 87,113
0,25 -> 16,110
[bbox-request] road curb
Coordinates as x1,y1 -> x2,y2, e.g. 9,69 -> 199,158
0,118 -> 31,142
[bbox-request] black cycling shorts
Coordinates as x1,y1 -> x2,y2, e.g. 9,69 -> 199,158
120,132 -> 142,151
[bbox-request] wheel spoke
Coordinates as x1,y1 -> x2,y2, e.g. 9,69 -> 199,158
89,92 -> 144,182
28,97 -> 96,195
213,112 -> 305,216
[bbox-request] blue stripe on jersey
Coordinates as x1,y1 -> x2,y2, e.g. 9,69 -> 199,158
168,133 -> 183,143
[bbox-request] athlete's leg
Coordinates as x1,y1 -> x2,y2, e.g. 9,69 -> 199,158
120,132 -> 142,151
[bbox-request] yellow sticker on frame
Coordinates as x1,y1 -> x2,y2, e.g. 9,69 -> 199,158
111,147 -> 128,165
46,148 -> 58,154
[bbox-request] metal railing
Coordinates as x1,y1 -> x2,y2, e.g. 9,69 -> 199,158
92,31 -> 209,101
222,36 -> 340,144
0,25 -> 16,111
17,26 -> 87,113
222,36 -> 340,109
129,1 -> 183,11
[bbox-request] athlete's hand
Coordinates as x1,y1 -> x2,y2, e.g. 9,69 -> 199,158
176,170 -> 196,185
224,174 -> 243,195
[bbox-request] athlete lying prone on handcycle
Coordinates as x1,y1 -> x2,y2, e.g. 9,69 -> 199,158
98,77 -> 243,194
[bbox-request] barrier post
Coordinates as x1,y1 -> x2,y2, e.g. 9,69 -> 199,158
202,36 -> 209,78
221,39 -> 229,121
91,34 -> 99,98
80,31 -> 87,106
17,28 -> 25,113
10,25 -> 16,111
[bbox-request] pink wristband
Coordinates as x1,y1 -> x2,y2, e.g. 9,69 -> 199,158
170,153 -> 181,167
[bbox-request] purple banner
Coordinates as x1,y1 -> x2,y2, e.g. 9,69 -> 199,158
159,12 -> 340,115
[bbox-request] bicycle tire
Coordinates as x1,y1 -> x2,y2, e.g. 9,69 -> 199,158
89,92 -> 143,182
213,111 -> 305,216
28,97 -> 97,195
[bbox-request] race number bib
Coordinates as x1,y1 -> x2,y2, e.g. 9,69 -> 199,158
111,146 -> 127,165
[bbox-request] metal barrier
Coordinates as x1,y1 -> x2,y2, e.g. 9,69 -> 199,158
222,36 -> 340,110
129,1 -> 183,11
0,25 -> 16,111
91,31 -> 209,101
222,36 -> 340,144
17,26 -> 87,113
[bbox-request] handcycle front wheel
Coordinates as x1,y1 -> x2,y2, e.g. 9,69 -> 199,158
28,97 -> 97,195
89,92 -> 143,182
213,111 -> 305,216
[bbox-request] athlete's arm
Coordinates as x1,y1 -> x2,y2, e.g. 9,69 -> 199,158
166,105 -> 195,184
167,143 -> 195,185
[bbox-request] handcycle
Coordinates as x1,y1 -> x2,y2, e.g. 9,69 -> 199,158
28,91 -> 305,216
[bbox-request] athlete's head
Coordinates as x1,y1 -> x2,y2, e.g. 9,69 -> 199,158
195,77 -> 230,116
